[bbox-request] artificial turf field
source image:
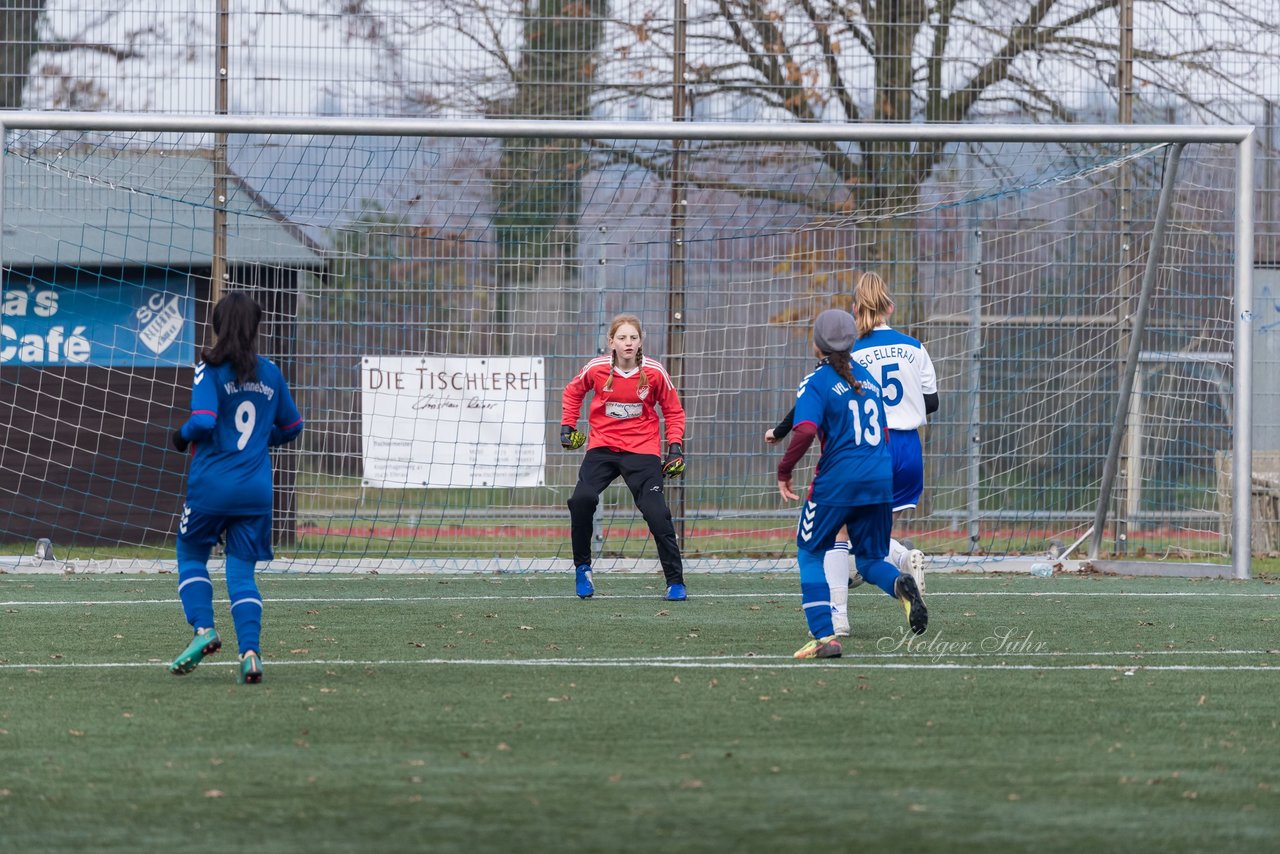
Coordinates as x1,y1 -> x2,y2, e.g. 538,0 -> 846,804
2,570 -> 1278,853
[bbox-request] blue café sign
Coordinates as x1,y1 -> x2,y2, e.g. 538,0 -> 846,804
1,274 -> 195,367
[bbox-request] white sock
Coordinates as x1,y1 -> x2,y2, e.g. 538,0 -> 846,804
824,542 -> 851,627
888,537 -> 908,573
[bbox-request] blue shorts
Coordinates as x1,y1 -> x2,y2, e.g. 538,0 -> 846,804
177,504 -> 275,563
889,428 -> 924,511
796,500 -> 894,560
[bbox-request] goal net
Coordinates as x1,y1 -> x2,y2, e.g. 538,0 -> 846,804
0,117 -> 1251,574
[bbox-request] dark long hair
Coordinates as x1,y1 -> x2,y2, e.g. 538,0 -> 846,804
201,291 -> 262,384
824,350 -> 863,395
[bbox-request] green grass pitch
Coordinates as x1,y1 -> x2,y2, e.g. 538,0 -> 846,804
2,571 -> 1278,852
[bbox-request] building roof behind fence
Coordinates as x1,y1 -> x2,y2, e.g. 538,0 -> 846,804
2,148 -> 324,268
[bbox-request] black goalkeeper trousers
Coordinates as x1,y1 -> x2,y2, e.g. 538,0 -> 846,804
567,448 -> 685,585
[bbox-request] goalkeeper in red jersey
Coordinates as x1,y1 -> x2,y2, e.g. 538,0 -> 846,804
561,314 -> 688,601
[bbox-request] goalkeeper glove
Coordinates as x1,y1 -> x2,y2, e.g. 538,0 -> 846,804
560,425 -> 586,450
171,428 -> 190,453
662,443 -> 685,478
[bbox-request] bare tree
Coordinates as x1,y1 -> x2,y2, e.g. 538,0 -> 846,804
308,1 -> 1274,326
489,0 -> 609,291
307,0 -> 609,344
590,0 -> 1277,325
0,2 -> 150,110
0,0 -> 47,108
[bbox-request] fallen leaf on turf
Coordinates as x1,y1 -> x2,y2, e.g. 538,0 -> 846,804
204,790 -> 225,798
681,779 -> 704,789
519,626 -> 533,631
656,610 -> 670,617
1198,695 -> 1207,705
1007,793 -> 1021,801
673,676 -> 681,684
68,729 -> 84,737
608,773 -> 622,783
908,804 -> 927,812
497,742 -> 511,751
0,789 -> 10,796
547,695 -> 570,702
1183,791 -> 1199,799
290,649 -> 309,654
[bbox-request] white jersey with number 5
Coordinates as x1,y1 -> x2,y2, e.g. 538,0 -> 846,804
852,325 -> 937,431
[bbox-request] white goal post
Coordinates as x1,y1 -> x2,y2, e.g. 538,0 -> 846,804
0,112 -> 1255,578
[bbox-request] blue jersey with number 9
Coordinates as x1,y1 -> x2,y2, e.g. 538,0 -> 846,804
181,356 -> 303,514
792,362 -> 893,507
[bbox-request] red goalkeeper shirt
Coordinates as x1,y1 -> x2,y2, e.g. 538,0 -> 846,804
562,357 -> 686,457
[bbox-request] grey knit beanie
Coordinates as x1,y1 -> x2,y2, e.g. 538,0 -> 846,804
813,309 -> 856,353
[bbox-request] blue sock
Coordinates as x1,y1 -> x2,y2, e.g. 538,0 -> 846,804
225,555 -> 263,655
856,556 -> 901,597
797,549 -> 835,639
176,542 -> 215,631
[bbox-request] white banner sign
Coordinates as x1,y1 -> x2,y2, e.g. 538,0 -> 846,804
361,356 -> 546,488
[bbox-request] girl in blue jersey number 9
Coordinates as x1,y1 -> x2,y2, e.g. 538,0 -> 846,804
167,292 -> 304,684
777,310 -> 927,660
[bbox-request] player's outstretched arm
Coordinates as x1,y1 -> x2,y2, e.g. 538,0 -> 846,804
766,407 -> 796,444
777,476 -> 799,501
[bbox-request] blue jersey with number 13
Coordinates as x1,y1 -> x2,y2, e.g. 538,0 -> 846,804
181,356 -> 303,515
792,362 -> 893,507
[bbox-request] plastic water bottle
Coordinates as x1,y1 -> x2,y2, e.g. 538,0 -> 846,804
1029,562 -> 1053,578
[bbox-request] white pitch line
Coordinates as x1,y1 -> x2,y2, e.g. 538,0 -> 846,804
1,657 -> 1276,672
2,590 -> 1276,607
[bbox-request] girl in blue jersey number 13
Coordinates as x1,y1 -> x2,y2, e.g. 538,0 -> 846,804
777,310 -> 928,660
767,271 -> 938,636
167,292 -> 304,684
